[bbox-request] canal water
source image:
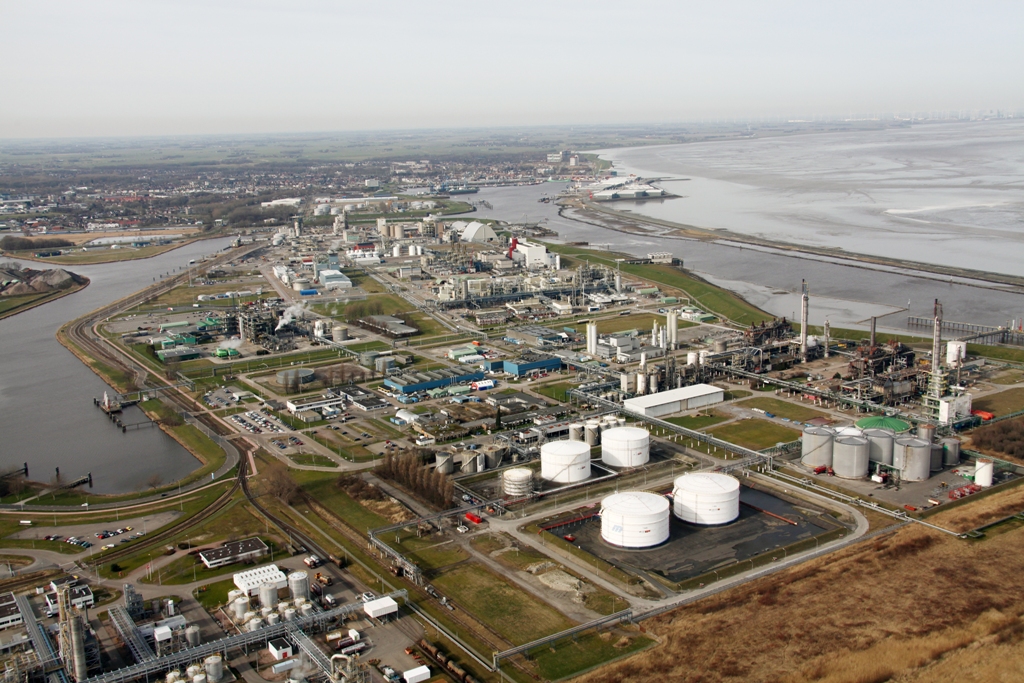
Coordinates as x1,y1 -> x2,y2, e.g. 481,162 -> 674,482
0,238 -> 234,493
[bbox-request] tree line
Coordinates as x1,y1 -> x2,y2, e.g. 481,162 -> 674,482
972,418 -> 1024,459
375,450 -> 455,509
1,236 -> 74,251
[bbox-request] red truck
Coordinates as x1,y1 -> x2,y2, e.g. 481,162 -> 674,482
465,512 -> 483,525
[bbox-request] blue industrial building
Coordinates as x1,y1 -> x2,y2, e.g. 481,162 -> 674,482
490,353 -> 562,377
384,368 -> 486,395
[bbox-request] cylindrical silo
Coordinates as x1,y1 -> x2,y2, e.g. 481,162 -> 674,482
232,598 -> 248,622
483,444 -> 504,469
672,473 -> 740,525
392,245 -> 401,258
186,666 -> 202,680
166,671 -> 181,683
930,444 -> 944,472
893,437 -> 908,470
540,440 -> 591,483
284,608 -> 297,622
600,492 -> 671,548
227,589 -> 243,604
434,452 -> 453,474
260,606 -> 273,618
277,601 -> 290,613
259,583 -> 278,610
713,340 -> 727,353
267,612 -> 280,626
193,674 -> 207,683
833,436 -> 870,479
300,603 -> 313,617
942,438 -> 961,466
502,468 -> 533,497
204,657 -> 223,683
917,423 -> 936,444
800,426 -> 835,467
617,416 -> 626,427
185,625 -> 201,647
975,458 -> 994,487
332,325 -> 349,342
475,453 -> 486,472
585,420 -> 601,446
600,427 -> 651,468
901,438 -> 932,481
862,428 -> 895,466
288,571 -> 309,602
247,618 -> 263,632
686,352 -> 698,366
569,423 -> 584,442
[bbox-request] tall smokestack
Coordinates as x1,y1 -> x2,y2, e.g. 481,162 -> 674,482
932,299 -> 943,379
800,279 -> 809,362
823,320 -> 831,358
869,317 -> 877,347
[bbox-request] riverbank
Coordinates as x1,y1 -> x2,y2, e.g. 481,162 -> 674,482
2,230 -> 227,266
0,277 -> 89,321
564,198 -> 1024,293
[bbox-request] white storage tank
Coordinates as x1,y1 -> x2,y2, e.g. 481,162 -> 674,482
930,444 -> 944,472
862,428 -> 895,466
227,589 -> 244,604
600,427 -> 651,468
166,671 -> 182,683
584,420 -> 601,446
392,245 -> 402,258
231,598 -> 249,622
247,618 -> 263,632
686,352 -> 699,366
893,437 -> 908,470
568,423 -> 584,441
288,571 -> 309,602
204,657 -> 223,683
185,625 -> 201,647
947,340 -> 967,367
502,468 -> 533,497
800,426 -> 835,467
284,608 -> 297,622
193,674 -> 207,683
540,440 -> 591,483
672,473 -> 740,525
332,325 -> 349,342
833,436 -> 870,479
259,582 -> 278,610
600,492 -> 670,548
186,666 -> 202,680
900,437 -> 932,481
267,612 -> 280,626
917,423 -> 936,444
975,458 -> 994,487
300,603 -> 313,617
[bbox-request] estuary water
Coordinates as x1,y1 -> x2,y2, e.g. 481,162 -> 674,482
0,238 -> 234,494
592,120 -> 1024,278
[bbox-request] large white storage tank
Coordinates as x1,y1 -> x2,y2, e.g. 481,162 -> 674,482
900,438 -> 932,481
600,427 -> 650,468
672,473 -> 740,525
832,436 -> 870,479
258,582 -> 278,610
600,492 -> 670,548
975,458 -> 994,487
540,440 -> 591,483
862,428 -> 895,466
800,426 -> 835,467
288,571 -> 309,602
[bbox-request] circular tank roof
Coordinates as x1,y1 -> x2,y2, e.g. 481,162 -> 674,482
600,427 -> 650,444
673,472 -> 740,495
541,440 -> 591,458
601,491 -> 669,516
855,416 -> 911,432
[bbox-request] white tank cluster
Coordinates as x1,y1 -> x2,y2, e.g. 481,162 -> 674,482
600,491 -> 670,548
540,440 -> 591,483
600,427 -> 650,468
672,473 -> 740,525
502,468 -> 533,497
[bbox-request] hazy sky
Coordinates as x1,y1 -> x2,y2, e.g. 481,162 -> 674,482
2,0 -> 1022,138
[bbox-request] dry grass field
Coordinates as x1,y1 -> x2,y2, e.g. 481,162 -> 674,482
577,514 -> 1024,683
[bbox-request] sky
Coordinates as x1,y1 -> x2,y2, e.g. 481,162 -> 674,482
2,0 -> 1022,138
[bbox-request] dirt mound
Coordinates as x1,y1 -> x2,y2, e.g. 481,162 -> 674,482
0,263 -> 86,297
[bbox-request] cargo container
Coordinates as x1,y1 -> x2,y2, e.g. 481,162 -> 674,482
299,289 -> 318,296
464,512 -> 482,524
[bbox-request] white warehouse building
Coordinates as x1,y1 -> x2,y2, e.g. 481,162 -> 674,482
623,383 -> 724,418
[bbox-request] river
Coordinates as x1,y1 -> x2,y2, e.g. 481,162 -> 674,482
0,238 -> 235,494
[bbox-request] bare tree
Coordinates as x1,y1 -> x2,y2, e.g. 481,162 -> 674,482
146,474 -> 163,489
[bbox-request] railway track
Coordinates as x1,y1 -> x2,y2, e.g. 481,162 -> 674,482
86,450 -> 247,567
